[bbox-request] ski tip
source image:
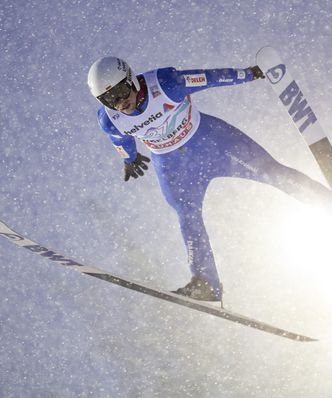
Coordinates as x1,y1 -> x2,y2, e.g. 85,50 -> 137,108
256,45 -> 274,54
256,45 -> 268,58
255,45 -> 279,63
294,335 -> 318,343
277,330 -> 317,342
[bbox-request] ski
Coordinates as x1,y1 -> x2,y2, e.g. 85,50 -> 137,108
0,219 -> 316,342
256,46 -> 332,188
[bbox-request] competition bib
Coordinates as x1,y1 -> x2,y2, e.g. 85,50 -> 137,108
105,70 -> 201,154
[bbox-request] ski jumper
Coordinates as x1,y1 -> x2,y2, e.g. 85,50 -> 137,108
97,66 -> 332,299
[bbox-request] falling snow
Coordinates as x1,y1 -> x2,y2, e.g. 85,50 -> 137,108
1,0 -> 332,397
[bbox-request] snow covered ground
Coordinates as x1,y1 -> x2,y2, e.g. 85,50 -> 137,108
1,1 -> 332,397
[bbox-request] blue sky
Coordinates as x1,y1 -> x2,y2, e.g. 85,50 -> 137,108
1,1 -> 332,397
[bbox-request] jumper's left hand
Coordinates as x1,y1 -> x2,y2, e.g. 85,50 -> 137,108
124,153 -> 151,182
250,65 -> 265,80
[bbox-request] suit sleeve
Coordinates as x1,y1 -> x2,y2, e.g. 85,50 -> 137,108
157,66 -> 255,102
97,107 -> 138,163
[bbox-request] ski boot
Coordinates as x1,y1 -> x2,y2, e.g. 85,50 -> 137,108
172,276 -> 223,305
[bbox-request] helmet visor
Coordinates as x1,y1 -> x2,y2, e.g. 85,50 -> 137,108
97,77 -> 132,109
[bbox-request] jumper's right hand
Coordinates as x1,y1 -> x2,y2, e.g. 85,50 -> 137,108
124,153 -> 151,181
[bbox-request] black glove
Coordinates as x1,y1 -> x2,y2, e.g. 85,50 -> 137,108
124,153 -> 151,181
250,65 -> 265,80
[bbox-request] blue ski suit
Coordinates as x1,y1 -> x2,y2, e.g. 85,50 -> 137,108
97,66 -> 332,299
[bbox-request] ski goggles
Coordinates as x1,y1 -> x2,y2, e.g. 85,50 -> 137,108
97,77 -> 132,109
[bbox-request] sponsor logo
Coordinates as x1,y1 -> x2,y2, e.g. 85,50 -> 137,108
117,96 -> 194,152
225,150 -> 258,174
144,117 -> 189,144
184,73 -> 207,87
124,112 -> 163,135
145,119 -> 193,149
187,240 -> 194,266
114,145 -> 129,158
279,80 -> 317,133
0,232 -> 22,241
236,70 -> 246,79
0,232 -> 82,267
163,103 -> 175,113
151,85 -> 161,98
218,78 -> 233,83
142,97 -> 192,145
266,63 -> 286,84
117,58 -> 127,72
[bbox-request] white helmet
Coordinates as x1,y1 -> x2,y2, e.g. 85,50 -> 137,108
87,56 -> 140,99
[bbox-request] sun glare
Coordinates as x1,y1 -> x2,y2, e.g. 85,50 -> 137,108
278,204 -> 332,300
